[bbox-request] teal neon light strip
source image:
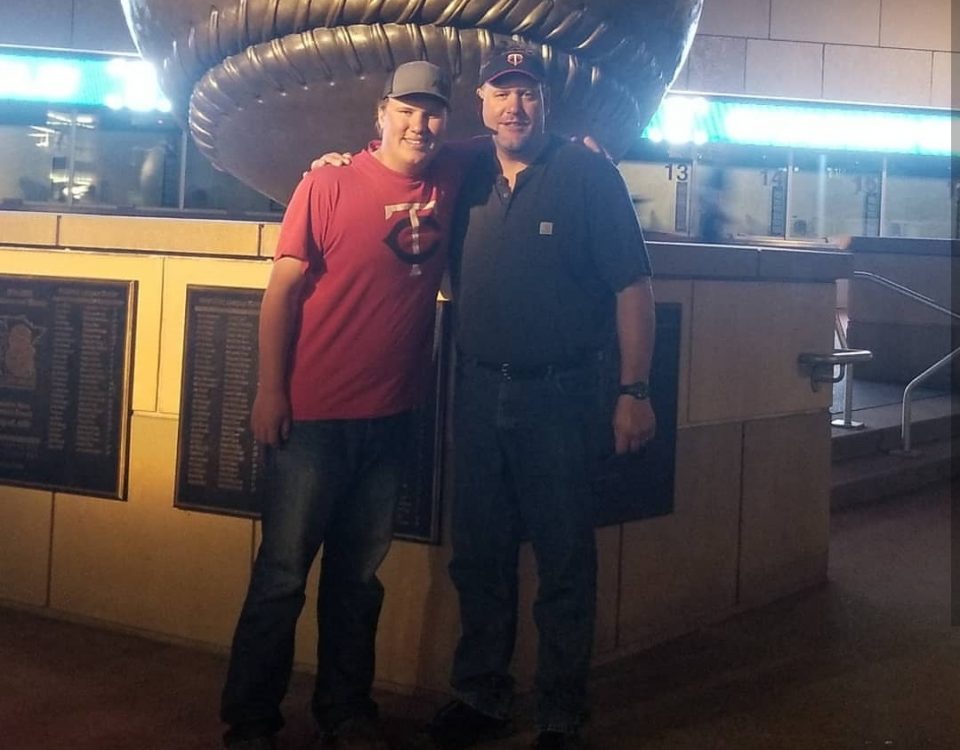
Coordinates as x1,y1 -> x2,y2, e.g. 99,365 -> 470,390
0,50 -> 170,112
642,95 -> 956,157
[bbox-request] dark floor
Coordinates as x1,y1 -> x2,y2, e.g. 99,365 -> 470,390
830,377 -> 947,415
1,480 -> 958,750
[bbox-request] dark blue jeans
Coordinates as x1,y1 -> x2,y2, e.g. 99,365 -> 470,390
449,360 -> 599,733
220,413 -> 410,740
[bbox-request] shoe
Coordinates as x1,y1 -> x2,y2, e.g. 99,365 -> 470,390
225,736 -> 277,750
320,714 -> 390,749
531,731 -> 584,749
426,700 -> 510,749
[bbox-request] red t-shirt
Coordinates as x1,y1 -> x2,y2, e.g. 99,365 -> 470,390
275,147 -> 461,419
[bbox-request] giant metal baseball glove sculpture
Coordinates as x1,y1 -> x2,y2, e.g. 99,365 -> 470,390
121,0 -> 702,202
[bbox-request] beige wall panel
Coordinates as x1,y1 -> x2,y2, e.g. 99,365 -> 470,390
850,254 -> 956,327
593,525 -> 621,657
771,0 -> 880,46
0,212 -> 58,247
618,423 -> 741,648
49,413 -> 255,646
931,52 -> 956,109
292,551 -> 323,669
0,0 -> 72,48
375,542 -> 461,692
157,256 -> 271,414
688,281 -> 834,423
59,215 -> 261,257
880,0 -> 951,52
746,40 -> 824,99
72,0 -> 137,53
512,542 -> 540,687
0,486 -> 52,607
259,223 -> 282,258
738,412 -> 830,608
697,0 -> 771,38
823,46 -> 933,107
0,248 -> 163,413
686,36 -> 746,93
651,280 -> 693,428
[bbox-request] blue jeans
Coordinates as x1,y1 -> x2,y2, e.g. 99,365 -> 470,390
220,413 -> 410,739
449,360 -> 599,733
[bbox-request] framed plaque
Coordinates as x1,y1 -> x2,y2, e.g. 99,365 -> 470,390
0,275 -> 135,498
173,286 -> 449,544
393,301 -> 450,543
174,286 -> 265,516
593,303 -> 681,526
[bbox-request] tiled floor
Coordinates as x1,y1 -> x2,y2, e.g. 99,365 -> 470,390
1,480 -> 957,750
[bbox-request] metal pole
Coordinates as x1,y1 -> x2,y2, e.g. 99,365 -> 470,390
878,156 -> 888,236
831,314 -> 865,429
178,130 -> 188,210
899,346 -> 960,452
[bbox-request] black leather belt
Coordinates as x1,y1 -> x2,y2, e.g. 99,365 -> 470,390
462,355 -> 591,380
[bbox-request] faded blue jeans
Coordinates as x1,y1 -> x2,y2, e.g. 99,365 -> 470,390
449,359 -> 599,734
220,413 -> 410,742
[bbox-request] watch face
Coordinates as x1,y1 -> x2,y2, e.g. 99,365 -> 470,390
619,382 -> 649,399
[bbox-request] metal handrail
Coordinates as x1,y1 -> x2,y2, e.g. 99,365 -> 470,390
832,312 -> 866,429
851,271 -> 959,452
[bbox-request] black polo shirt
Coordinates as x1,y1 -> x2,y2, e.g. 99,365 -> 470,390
450,135 -> 651,367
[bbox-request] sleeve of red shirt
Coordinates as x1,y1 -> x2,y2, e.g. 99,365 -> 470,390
273,171 -> 332,271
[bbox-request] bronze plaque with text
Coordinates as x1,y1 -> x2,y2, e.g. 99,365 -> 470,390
174,286 -> 447,543
0,275 -> 135,498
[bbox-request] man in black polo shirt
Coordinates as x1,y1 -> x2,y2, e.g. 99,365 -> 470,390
310,43 -> 656,750
428,44 -> 657,750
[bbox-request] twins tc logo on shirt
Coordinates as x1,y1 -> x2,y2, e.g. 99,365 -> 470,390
383,200 -> 441,276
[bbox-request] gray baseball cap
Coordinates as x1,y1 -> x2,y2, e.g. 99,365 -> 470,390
382,61 -> 452,107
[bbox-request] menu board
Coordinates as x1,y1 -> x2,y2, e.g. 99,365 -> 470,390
0,275 -> 134,498
174,286 -> 447,543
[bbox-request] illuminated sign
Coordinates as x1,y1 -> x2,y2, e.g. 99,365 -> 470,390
643,94 -> 956,157
0,49 -> 171,113
0,48 -> 954,156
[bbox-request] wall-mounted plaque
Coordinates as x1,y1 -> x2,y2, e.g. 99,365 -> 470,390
393,302 -> 450,543
593,303 -> 681,526
0,275 -> 135,498
174,286 -> 265,516
174,286 -> 448,544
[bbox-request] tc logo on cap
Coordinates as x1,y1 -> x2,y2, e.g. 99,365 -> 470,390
506,53 -> 524,67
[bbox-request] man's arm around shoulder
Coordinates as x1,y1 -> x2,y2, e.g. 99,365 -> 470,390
251,256 -> 307,447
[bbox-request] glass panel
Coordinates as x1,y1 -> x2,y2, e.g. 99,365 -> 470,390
883,156 -> 954,239
618,160 -> 693,236
688,147 -> 789,241
0,109 -> 73,205
183,137 -> 278,214
788,153 -> 883,238
71,110 -> 181,208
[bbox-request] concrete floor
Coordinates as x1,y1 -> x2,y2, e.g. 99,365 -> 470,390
1,480 -> 957,750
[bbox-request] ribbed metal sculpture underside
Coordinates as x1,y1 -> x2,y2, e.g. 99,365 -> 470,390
121,1 -> 702,203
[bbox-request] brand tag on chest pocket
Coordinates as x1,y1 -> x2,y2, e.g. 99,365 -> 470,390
539,221 -> 553,236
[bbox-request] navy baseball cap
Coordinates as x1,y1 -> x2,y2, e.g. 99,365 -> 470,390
382,61 -> 452,106
480,45 -> 547,86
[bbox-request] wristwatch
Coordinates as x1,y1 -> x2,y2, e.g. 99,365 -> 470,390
618,380 -> 650,400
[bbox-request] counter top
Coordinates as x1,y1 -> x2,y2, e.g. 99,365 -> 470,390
648,241 -> 853,282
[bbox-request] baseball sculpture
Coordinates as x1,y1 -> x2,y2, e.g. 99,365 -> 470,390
121,0 -> 702,202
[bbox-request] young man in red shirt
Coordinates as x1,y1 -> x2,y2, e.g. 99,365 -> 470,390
220,61 -> 460,750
